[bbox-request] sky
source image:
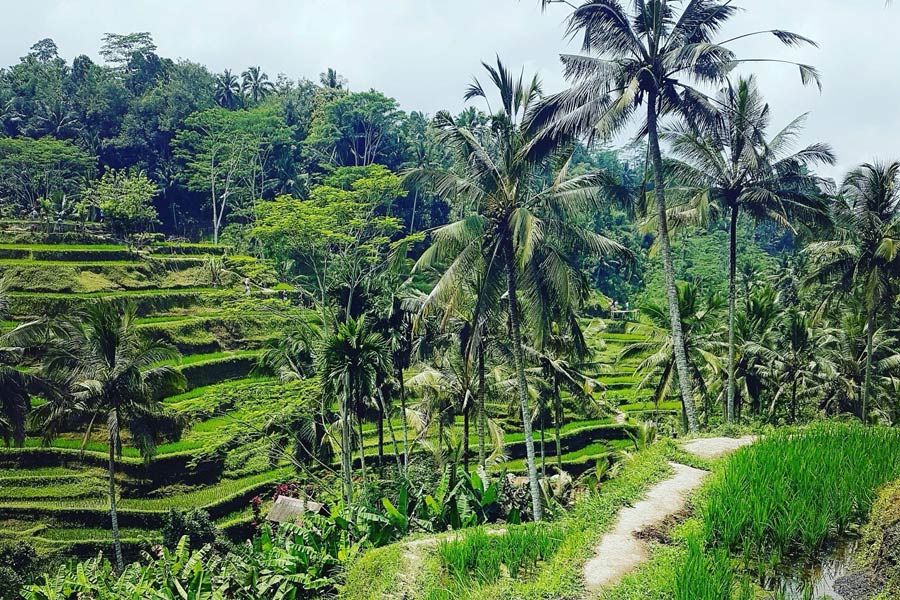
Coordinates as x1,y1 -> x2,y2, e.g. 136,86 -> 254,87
1,0 -> 897,180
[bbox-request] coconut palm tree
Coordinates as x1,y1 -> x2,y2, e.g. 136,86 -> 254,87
319,68 -> 347,90
215,69 -> 241,109
661,76 -> 834,422
39,301 -> 184,571
621,281 -> 724,427
532,0 -> 821,433
0,280 -> 51,448
318,315 -> 390,504
241,66 -> 275,104
806,162 -> 900,422
412,59 -> 628,521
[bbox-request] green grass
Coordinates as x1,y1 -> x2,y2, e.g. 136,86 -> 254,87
157,349 -> 259,368
0,259 -> 142,267
701,423 -> 900,565
9,287 -> 220,299
0,244 -> 126,251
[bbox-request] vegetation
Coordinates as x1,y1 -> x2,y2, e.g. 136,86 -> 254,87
0,1 -> 899,599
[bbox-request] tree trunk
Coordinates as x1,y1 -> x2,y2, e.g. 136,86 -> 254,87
647,92 -> 700,434
504,244 -> 543,521
397,363 -> 409,474
863,306 -> 875,424
108,424 -> 124,572
726,205 -> 738,423
791,377 -> 798,424
554,379 -> 562,474
341,387 -> 353,504
357,417 -> 367,485
476,337 -> 487,470
463,400 -> 470,472
539,411 -> 546,480
377,402 -> 385,470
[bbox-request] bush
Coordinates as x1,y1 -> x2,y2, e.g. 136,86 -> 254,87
162,508 -> 220,550
0,540 -> 39,600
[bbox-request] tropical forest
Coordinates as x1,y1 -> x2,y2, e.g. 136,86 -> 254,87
0,1 -> 898,599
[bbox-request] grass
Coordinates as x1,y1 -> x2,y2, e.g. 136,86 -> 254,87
0,244 -> 126,251
9,287 -> 221,299
701,423 -> 900,564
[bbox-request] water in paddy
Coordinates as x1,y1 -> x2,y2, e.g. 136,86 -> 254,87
760,540 -> 858,600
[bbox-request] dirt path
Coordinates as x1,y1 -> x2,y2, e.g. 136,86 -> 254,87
582,436 -> 755,597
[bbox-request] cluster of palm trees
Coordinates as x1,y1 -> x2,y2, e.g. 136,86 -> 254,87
0,293 -> 184,572
215,66 -> 276,109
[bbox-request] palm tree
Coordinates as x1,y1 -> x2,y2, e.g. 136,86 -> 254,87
0,280 -> 50,448
318,315 -> 390,504
750,307 -> 826,423
662,76 -> 834,422
621,281 -> 724,426
215,69 -> 241,109
319,68 -> 347,90
412,59 -> 628,520
533,0 -> 820,433
806,162 -> 900,422
39,301 -> 184,571
241,66 -> 275,104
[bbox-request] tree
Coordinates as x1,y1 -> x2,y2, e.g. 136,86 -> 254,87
622,281 -> 724,426
81,169 -> 159,234
413,59 -> 628,521
308,91 -> 406,168
319,68 -> 347,90
39,302 -> 184,571
0,279 -> 50,448
318,315 -> 389,504
214,69 -> 242,109
662,76 -> 834,422
242,66 -> 275,104
0,137 -> 94,214
100,32 -> 157,73
806,162 -> 900,422
174,107 -> 293,243
533,0 -> 820,433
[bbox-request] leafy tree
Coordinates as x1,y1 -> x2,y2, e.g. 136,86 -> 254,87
806,162 -> 900,421
81,169 -> 159,234
99,32 -> 157,73
308,91 -> 406,168
39,301 -> 185,571
319,67 -> 347,90
413,59 -> 628,520
533,0 -> 819,433
173,107 -> 293,243
662,76 -> 834,422
0,137 -> 94,214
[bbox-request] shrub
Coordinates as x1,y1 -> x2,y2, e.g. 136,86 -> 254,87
161,508 -> 220,550
0,540 -> 39,600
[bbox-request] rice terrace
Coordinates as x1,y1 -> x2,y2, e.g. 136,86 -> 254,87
0,1 -> 899,599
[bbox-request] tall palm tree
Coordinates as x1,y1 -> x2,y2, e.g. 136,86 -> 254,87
533,0 -> 820,433
662,76 -> 834,422
412,59 -> 628,520
319,68 -> 347,90
318,315 -> 389,504
806,162 -> 900,422
39,301 -> 184,571
215,69 -> 241,109
241,66 -> 275,104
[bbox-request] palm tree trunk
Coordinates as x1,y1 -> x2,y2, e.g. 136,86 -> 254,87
341,388 -> 353,504
863,306 -> 875,424
108,424 -> 124,572
357,417 -> 367,485
554,379 -> 562,474
463,401 -> 470,472
385,403 -> 403,469
398,364 -> 409,473
791,377 -> 798,424
504,245 -> 543,521
539,412 -> 546,480
476,337 -> 487,470
726,205 -> 738,423
377,402 -> 385,470
647,92 -> 700,434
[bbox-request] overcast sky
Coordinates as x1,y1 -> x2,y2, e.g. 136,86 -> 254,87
1,0 -> 897,179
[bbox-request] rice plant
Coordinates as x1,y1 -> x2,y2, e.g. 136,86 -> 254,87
701,423 -> 900,564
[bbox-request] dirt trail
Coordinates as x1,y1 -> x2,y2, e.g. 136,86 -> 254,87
582,436 -> 756,597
